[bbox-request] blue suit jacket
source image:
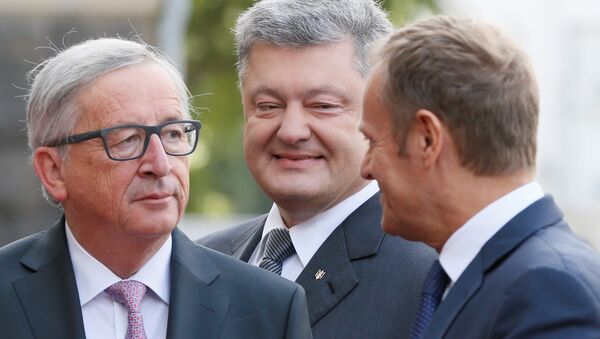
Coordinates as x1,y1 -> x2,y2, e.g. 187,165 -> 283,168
424,196 -> 600,338
198,193 -> 437,339
0,218 -> 312,339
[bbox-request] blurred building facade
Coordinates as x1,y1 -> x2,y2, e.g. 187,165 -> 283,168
0,0 -> 191,245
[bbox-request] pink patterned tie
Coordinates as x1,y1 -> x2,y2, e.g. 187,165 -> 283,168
105,280 -> 148,339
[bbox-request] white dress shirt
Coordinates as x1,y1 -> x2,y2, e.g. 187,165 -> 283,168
65,223 -> 171,339
249,181 -> 380,281
439,181 -> 544,296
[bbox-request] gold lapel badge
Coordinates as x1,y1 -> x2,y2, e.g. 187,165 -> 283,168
315,269 -> 326,280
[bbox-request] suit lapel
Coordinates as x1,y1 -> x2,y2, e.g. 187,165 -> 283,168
296,194 -> 384,325
236,220 -> 264,262
13,218 -> 86,339
296,226 -> 359,325
423,255 -> 484,339
225,216 -> 265,261
167,229 -> 230,339
424,196 -> 564,338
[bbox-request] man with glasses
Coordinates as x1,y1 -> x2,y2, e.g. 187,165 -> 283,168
0,37 -> 311,339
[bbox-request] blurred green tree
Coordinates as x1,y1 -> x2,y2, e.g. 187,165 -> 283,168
185,0 -> 438,215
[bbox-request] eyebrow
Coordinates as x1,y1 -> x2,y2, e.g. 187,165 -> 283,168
248,85 -> 349,102
248,86 -> 283,101
303,85 -> 348,101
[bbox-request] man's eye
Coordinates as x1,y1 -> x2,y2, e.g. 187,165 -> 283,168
257,103 -> 280,111
313,104 -> 337,110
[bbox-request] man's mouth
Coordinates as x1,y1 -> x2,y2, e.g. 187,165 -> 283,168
272,152 -> 324,169
135,192 -> 175,202
273,152 -> 324,160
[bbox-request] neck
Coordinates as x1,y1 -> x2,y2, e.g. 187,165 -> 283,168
428,169 -> 535,252
66,219 -> 169,279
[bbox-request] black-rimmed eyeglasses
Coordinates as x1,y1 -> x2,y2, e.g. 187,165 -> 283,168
46,120 -> 202,161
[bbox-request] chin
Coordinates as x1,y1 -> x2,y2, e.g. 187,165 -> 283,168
126,212 -> 179,238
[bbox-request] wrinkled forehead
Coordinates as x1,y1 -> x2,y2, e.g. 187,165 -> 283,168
73,63 -> 185,130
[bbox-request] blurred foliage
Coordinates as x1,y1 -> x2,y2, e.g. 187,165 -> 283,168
185,0 -> 438,215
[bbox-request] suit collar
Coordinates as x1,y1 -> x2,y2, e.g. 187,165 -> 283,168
166,228 -> 230,339
15,217 -> 86,339
424,195 -> 564,338
17,220 -> 234,339
342,192 -> 384,260
226,215 -> 266,261
229,193 -> 385,326
296,193 -> 384,325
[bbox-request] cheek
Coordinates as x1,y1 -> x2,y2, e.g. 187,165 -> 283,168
244,119 -> 278,154
174,159 -> 190,193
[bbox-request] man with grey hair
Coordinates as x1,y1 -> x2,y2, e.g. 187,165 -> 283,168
198,1 -> 436,338
361,16 -> 600,338
0,37 -> 311,339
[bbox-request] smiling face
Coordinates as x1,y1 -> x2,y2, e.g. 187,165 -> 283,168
58,62 -> 190,243
360,70 -> 429,240
241,41 -> 369,225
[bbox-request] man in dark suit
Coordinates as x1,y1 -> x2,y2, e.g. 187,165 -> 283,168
197,1 -> 436,338
360,15 -> 600,338
0,37 -> 311,339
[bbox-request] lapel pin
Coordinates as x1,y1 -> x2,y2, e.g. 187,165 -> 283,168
315,269 -> 326,280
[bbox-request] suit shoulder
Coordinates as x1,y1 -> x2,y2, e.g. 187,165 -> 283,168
509,222 -> 600,287
196,215 -> 265,248
0,231 -> 48,286
0,231 -> 46,263
200,243 -> 300,292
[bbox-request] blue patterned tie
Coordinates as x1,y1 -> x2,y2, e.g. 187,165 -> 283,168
259,228 -> 295,275
410,260 -> 449,339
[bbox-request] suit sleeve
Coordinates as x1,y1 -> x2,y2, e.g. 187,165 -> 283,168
284,285 -> 313,339
493,267 -> 600,339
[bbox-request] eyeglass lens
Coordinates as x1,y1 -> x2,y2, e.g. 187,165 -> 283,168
105,122 -> 197,159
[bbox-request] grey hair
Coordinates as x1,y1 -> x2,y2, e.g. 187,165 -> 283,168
26,37 -> 192,204
26,37 -> 192,152
235,0 -> 393,78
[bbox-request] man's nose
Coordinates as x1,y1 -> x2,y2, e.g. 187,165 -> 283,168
277,104 -> 311,144
138,134 -> 173,177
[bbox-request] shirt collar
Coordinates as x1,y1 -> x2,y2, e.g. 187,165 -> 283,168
261,181 -> 379,267
439,181 -> 544,285
65,222 -> 172,306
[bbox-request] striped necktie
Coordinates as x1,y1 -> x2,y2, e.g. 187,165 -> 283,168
259,228 -> 296,275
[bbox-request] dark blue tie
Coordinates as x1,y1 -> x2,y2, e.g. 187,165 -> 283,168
410,260 -> 449,339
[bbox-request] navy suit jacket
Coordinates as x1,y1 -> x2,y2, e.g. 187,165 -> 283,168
0,218 -> 312,339
425,196 -> 600,338
198,193 -> 437,339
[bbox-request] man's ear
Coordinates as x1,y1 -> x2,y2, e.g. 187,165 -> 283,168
32,147 -> 68,202
413,109 -> 445,168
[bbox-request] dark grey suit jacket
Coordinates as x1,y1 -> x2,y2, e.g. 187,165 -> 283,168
0,218 -> 312,339
198,193 -> 437,339
425,196 -> 600,338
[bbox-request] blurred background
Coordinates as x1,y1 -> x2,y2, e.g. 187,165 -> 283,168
0,0 -> 598,248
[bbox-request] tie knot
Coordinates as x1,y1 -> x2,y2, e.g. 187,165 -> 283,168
423,260 -> 449,299
105,280 -> 147,313
263,228 -> 295,262
410,260 -> 449,339
259,228 -> 295,275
